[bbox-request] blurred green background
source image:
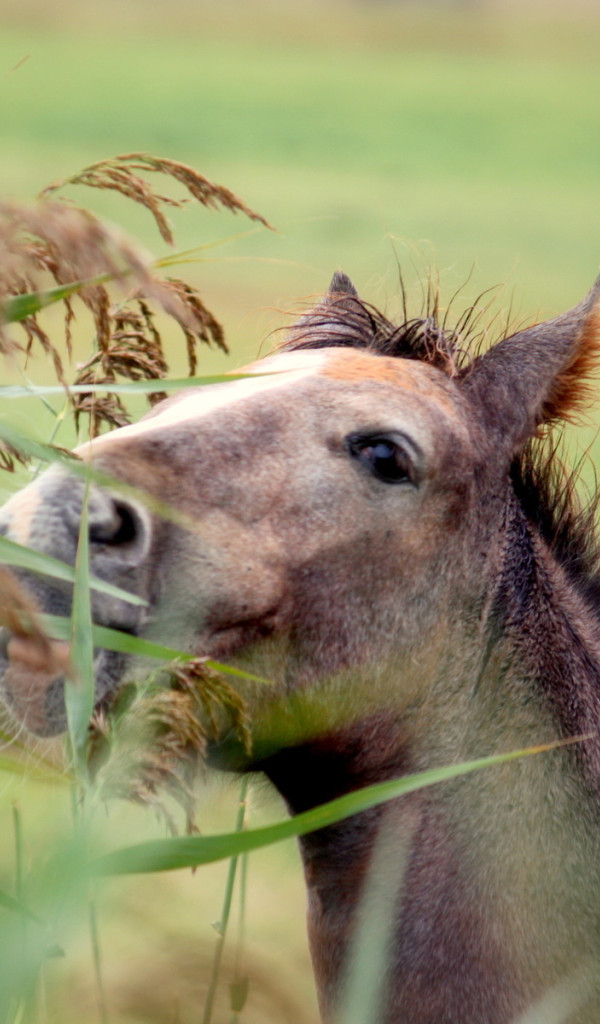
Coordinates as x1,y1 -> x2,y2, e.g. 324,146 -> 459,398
1,1 -> 599,1021
2,0 -> 600,367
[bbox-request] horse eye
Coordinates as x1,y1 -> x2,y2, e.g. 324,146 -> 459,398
348,434 -> 414,485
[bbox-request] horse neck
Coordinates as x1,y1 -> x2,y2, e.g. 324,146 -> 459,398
262,496 -> 600,1022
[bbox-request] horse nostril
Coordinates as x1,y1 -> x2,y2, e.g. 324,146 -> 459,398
90,500 -> 136,546
110,502 -> 138,546
88,494 -> 151,565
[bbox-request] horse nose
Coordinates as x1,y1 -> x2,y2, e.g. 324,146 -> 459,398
0,466 -> 152,572
69,489 -> 152,568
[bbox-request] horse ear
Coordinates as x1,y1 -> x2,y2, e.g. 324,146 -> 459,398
285,271 -> 362,349
327,271 -> 359,299
460,275 -> 600,452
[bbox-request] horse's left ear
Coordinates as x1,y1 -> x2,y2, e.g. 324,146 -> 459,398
460,275 -> 600,452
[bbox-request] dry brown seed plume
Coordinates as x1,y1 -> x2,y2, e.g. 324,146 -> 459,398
0,566 -> 53,666
88,658 -> 251,830
40,152 -> 273,245
1,154 -> 270,443
0,198 -> 155,370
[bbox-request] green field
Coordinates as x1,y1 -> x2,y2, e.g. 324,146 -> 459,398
1,3 -> 600,1022
2,1 -> 600,358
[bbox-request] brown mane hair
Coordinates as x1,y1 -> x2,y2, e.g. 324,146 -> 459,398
281,269 -> 460,373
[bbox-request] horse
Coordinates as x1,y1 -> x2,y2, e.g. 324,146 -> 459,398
2,270 -> 600,1023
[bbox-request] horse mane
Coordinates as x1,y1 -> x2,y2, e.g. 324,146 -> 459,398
511,442 -> 600,609
282,287 -> 600,614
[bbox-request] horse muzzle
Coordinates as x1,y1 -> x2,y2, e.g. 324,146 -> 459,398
0,464 -> 153,735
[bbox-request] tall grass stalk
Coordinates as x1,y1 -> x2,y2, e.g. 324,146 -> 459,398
0,535 -> 146,607
335,813 -> 414,1024
11,804 -> 28,1023
88,897 -> 108,1024
230,847 -> 250,1024
202,776 -> 249,1024
12,803 -> 24,906
65,473 -> 94,779
60,449 -> 109,1023
9,805 -> 49,1024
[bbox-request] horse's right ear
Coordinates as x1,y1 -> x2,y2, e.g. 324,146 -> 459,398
327,271 -> 359,300
459,275 -> 600,455
285,271 -> 363,349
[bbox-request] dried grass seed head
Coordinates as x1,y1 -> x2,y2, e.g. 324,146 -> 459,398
40,153 -> 273,245
88,657 -> 252,827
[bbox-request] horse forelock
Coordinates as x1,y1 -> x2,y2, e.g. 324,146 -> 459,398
282,294 -> 460,374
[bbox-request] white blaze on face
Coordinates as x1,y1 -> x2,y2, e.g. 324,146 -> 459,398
81,350 -> 330,453
0,483 -> 44,546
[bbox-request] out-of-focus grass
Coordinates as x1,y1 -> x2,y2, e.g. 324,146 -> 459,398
0,771 -> 316,1024
1,0 -> 599,351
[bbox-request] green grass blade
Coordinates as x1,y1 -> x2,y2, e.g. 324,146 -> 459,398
152,226 -> 268,268
0,829 -> 89,1022
88,897 -> 108,1024
203,660 -> 272,685
1,224 -> 270,325
12,804 -> 24,907
335,813 -> 410,1024
40,613 -> 272,684
202,777 -> 249,1024
95,742 -> 563,876
0,535 -> 146,607
0,375 -> 250,399
2,275 -> 110,323
0,888 -> 43,925
65,478 -> 95,774
0,420 -> 80,469
230,817 -> 250,1022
